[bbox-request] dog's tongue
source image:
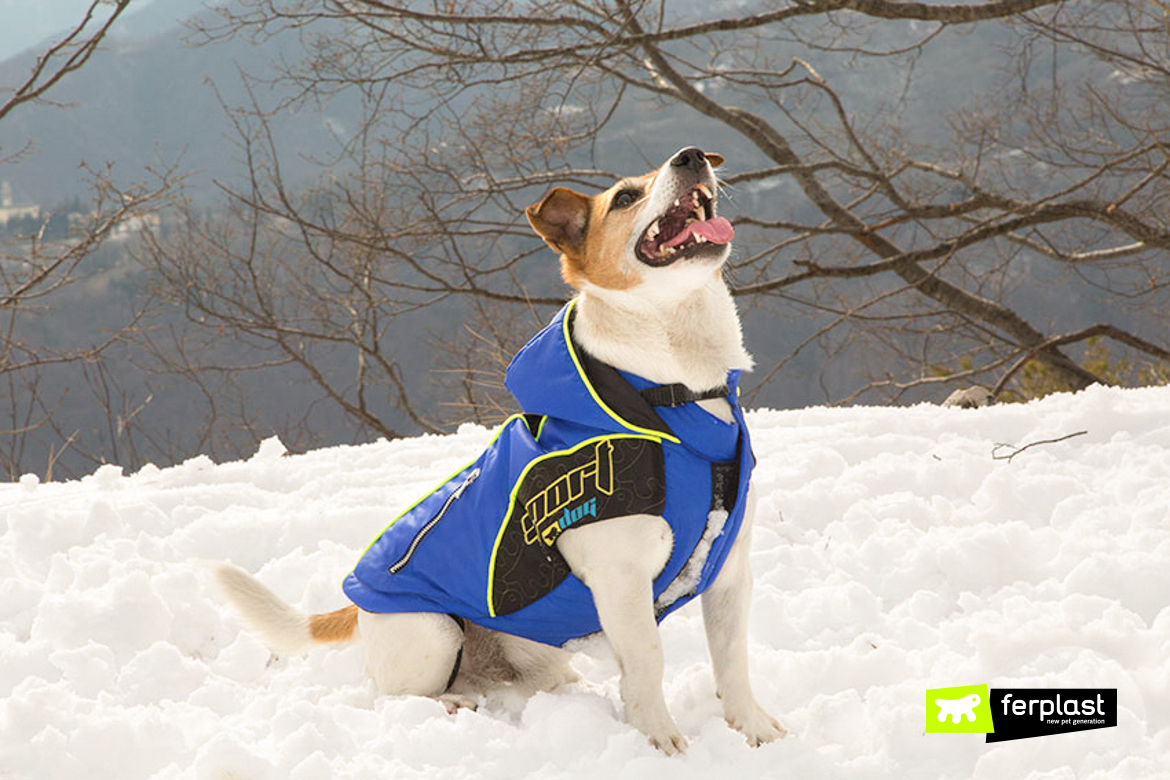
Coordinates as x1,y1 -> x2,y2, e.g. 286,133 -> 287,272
660,217 -> 735,250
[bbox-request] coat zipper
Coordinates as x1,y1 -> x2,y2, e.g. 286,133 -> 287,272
387,467 -> 480,575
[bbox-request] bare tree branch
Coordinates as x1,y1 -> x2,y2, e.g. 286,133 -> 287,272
0,1 -> 132,123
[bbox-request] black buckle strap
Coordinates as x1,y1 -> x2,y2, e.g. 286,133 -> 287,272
445,615 -> 466,691
639,382 -> 730,407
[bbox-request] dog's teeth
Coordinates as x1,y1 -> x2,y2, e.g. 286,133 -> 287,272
695,235 -> 707,243
647,220 -> 660,239
696,183 -> 712,198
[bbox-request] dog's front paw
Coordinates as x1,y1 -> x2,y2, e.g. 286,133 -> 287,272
727,704 -> 786,747
646,727 -> 687,756
629,708 -> 687,755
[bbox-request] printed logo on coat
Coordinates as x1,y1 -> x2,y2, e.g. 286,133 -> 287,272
488,435 -> 665,617
557,496 -> 598,533
520,440 -> 613,546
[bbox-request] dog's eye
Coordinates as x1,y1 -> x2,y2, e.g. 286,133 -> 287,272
610,189 -> 640,211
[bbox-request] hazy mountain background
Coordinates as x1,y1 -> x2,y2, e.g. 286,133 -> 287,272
2,0 -> 1022,222
0,0 -> 339,206
0,1 -> 1154,479
0,0 -> 383,480
0,0 -> 164,62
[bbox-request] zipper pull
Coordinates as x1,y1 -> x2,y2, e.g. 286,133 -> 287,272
454,468 -> 481,498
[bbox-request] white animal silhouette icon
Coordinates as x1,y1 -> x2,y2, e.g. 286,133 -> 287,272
935,693 -> 981,724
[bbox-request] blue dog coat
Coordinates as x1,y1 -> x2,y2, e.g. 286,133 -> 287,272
343,298 -> 754,647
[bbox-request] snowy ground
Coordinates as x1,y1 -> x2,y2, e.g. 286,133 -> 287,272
2,384 -> 1169,779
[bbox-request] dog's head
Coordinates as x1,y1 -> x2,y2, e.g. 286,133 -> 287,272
526,147 -> 733,294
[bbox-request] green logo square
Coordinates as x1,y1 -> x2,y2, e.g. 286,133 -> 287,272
926,684 -> 995,734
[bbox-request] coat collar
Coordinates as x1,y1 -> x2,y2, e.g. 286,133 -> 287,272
505,298 -> 743,446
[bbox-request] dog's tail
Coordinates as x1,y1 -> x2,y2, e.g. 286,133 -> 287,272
214,562 -> 358,653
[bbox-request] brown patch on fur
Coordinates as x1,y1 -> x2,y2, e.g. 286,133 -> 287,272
526,151 -> 728,291
527,171 -> 659,291
571,172 -> 657,290
525,187 -> 589,254
309,604 -> 359,643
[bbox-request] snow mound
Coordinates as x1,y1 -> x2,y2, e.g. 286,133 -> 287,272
2,385 -> 1169,778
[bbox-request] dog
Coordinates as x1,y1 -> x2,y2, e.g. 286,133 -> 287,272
215,146 -> 784,754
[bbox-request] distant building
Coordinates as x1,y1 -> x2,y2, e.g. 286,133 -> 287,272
0,181 -> 40,225
110,212 -> 162,240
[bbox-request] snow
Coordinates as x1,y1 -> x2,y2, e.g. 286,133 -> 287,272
2,383 -> 1170,779
654,509 -> 727,614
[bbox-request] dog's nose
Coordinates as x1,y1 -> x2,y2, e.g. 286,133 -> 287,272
670,147 -> 707,172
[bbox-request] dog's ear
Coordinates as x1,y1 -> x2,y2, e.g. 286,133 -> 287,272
704,152 -> 725,168
526,188 -> 590,253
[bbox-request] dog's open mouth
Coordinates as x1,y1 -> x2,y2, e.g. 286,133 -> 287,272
636,183 -> 734,266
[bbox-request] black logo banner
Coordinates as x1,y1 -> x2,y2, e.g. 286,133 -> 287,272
986,688 -> 1117,743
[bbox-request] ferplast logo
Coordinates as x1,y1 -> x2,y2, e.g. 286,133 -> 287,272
926,685 -> 1118,742
985,689 -> 1117,743
926,684 -> 995,734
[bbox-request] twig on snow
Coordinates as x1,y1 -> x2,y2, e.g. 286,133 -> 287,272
991,430 -> 1088,462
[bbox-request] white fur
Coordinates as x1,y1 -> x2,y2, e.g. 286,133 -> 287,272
557,513 -> 684,752
574,277 -> 753,396
359,611 -> 464,697
359,612 -> 579,702
700,489 -> 787,745
214,562 -> 314,653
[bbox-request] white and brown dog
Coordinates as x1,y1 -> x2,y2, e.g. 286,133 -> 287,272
216,147 -> 784,754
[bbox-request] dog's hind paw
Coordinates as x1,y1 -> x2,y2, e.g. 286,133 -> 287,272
727,705 -> 787,747
437,693 -> 478,714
